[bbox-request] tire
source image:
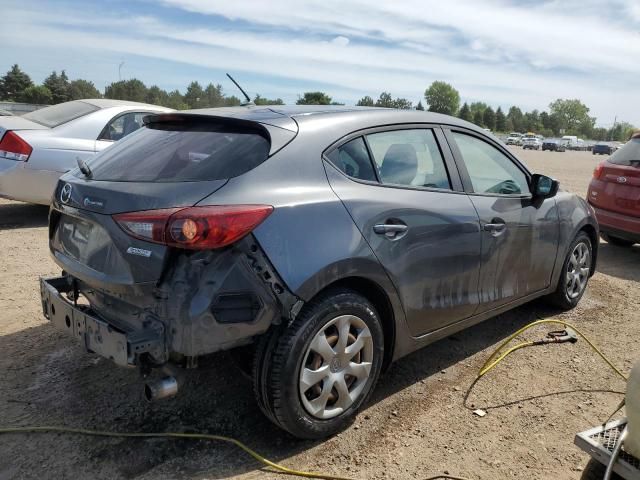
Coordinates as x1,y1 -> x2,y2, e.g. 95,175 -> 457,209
252,288 -> 384,439
547,232 -> 593,310
580,459 -> 622,480
601,232 -> 635,247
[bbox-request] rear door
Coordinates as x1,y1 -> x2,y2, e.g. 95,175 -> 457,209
324,125 -> 482,337
444,128 -> 559,311
588,137 -> 640,218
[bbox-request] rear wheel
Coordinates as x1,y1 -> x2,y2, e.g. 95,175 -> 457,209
547,232 -> 592,310
601,232 -> 635,247
253,289 -> 384,439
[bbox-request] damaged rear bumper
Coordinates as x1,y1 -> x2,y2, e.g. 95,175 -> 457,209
42,236 -> 303,367
40,276 -> 162,367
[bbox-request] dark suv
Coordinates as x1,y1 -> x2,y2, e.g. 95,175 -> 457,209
41,106 -> 598,438
593,143 -> 615,155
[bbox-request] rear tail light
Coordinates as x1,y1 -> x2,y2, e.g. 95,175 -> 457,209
114,205 -> 273,249
0,131 -> 32,161
593,161 -> 605,180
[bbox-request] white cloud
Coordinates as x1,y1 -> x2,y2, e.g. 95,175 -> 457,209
331,36 -> 350,47
1,0 -> 639,125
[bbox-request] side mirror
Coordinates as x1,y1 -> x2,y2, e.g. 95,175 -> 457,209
531,174 -> 559,199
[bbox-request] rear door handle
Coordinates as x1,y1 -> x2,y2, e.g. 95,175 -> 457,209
373,223 -> 408,238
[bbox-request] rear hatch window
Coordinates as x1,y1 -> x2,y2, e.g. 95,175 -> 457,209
22,101 -> 99,128
609,138 -> 640,166
88,118 -> 271,182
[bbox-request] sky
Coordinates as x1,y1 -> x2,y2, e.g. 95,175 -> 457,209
2,0 -> 639,126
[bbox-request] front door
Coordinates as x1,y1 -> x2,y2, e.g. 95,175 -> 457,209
445,129 -> 559,311
324,127 -> 482,337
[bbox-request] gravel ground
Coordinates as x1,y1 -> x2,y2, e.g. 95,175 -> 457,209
1,148 -> 639,480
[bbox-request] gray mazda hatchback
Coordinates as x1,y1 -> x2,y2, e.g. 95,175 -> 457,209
41,106 -> 598,438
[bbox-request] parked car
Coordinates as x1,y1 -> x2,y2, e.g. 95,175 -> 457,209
41,106 -> 598,439
522,137 -> 542,150
506,132 -> 522,145
587,132 -> 640,246
592,142 -> 614,155
0,99 -> 172,205
542,139 -> 566,152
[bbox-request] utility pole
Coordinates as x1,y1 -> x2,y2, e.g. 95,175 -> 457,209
118,61 -> 125,81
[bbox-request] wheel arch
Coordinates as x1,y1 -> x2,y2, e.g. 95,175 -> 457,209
308,275 -> 398,371
578,223 -> 598,276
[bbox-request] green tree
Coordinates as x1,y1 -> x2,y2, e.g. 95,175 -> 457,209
184,81 -> 205,108
592,127 -> 608,141
609,121 -> 636,142
415,100 -> 424,111
145,85 -> 169,106
105,79 -> 148,102
20,85 -> 52,104
392,98 -> 413,109
203,83 -> 225,107
548,99 -> 591,135
458,102 -> 472,122
495,106 -> 506,132
523,109 -> 541,132
483,106 -> 496,130
469,102 -> 488,116
296,91 -> 332,105
43,70 -> 70,104
473,109 -> 484,127
68,79 -> 100,100
356,95 -> 374,107
375,92 -> 395,108
165,89 -> 188,110
225,95 -> 242,106
253,94 -> 284,105
424,81 -> 460,115
507,106 -> 524,132
0,64 -> 33,101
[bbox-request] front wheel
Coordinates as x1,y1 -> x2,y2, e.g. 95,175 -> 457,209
253,289 -> 384,439
546,232 -> 593,310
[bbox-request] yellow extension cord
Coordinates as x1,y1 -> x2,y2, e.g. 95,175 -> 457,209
477,318 -> 627,381
0,318 -> 625,480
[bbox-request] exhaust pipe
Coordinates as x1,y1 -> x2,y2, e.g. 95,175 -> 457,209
144,376 -> 178,401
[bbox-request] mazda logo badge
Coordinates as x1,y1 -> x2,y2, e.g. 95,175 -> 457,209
60,183 -> 72,204
617,176 -> 627,184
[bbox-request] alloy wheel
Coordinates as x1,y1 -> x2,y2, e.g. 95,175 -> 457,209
299,314 -> 374,419
566,242 -> 590,299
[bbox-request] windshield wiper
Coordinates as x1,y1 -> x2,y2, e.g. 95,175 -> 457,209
76,156 -> 92,178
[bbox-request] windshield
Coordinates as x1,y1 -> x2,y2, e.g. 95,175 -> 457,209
87,120 -> 271,182
23,101 -> 99,128
609,137 -> 640,166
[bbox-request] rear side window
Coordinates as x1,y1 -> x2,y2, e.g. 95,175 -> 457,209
22,101 -> 99,128
366,129 -> 451,189
326,137 -> 377,181
88,121 -> 270,182
609,137 -> 640,166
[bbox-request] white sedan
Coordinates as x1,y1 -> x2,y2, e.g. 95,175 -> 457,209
0,99 -> 173,204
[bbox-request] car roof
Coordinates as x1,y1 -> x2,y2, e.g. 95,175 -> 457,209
79,98 -> 169,110
179,105 -> 485,134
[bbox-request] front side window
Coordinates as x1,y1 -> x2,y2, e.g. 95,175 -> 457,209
325,137 -> 377,181
452,132 -> 529,195
99,112 -> 147,141
366,129 -> 451,189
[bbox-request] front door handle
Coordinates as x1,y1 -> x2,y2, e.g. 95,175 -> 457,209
483,219 -> 507,236
373,223 -> 408,238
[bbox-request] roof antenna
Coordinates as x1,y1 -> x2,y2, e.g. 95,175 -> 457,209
226,73 -> 254,106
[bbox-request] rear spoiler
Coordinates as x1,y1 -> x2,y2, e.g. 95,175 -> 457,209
143,112 -> 298,156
